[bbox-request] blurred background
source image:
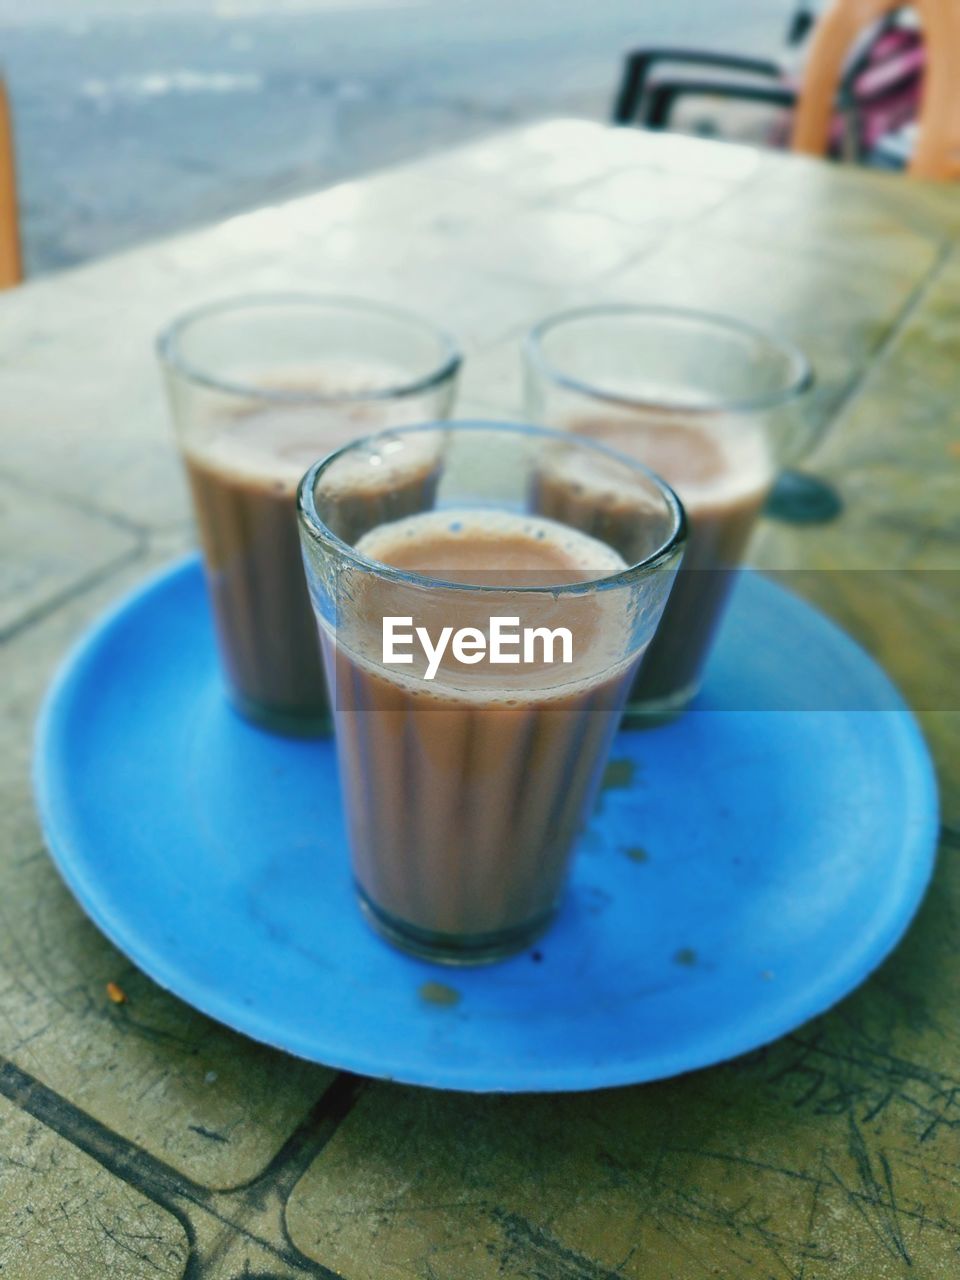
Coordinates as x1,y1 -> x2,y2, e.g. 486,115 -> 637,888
0,0 -> 788,276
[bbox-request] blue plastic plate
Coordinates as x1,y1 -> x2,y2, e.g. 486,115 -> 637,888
34,557 -> 938,1091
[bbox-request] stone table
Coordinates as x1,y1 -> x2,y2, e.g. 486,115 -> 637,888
1,120 -> 958,1279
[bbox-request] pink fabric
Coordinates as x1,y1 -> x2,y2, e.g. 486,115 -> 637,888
768,24 -> 924,160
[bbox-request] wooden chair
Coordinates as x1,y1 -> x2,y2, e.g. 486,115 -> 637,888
792,0 -> 960,178
0,77 -> 22,287
616,0 -> 960,181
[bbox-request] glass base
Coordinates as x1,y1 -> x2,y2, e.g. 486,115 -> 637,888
623,680 -> 700,728
228,690 -> 331,738
357,887 -> 556,966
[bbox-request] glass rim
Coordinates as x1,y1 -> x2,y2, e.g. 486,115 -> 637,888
524,303 -> 814,416
156,291 -> 463,405
297,420 -> 687,597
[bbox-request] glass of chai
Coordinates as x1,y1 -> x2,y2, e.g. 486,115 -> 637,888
524,305 -> 812,722
297,421 -> 685,964
158,294 -> 461,735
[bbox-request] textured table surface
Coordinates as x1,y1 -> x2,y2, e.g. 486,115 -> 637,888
1,119 -> 958,1279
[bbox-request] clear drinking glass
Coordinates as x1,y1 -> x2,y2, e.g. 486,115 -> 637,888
297,421 -> 685,963
524,305 -> 813,721
158,294 -> 461,734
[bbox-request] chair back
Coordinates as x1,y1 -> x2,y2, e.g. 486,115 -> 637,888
0,78 -> 22,287
792,0 -> 960,179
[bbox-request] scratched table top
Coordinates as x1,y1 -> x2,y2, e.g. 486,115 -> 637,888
1,119 -> 958,1279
